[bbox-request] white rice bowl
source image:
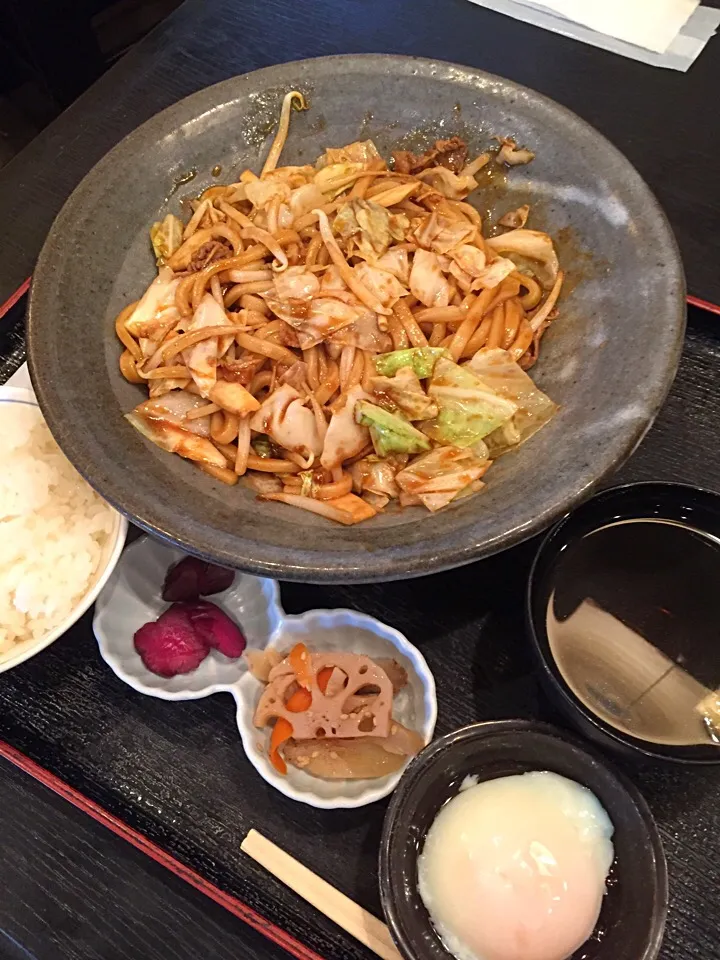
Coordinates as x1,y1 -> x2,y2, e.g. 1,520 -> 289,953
0,387 -> 126,665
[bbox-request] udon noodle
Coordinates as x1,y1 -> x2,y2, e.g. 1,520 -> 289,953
117,92 -> 563,524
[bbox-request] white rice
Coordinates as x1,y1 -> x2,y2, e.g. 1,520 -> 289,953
0,403 -> 114,652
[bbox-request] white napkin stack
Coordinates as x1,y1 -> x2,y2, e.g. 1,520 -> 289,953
467,0 -> 720,70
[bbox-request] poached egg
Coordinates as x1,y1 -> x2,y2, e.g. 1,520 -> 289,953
417,771 -> 614,960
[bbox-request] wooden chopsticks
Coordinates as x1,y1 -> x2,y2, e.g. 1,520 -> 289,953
241,829 -> 402,960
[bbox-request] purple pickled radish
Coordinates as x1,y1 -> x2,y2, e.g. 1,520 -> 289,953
162,557 -> 235,602
199,562 -> 236,596
162,557 -> 203,602
184,600 -> 246,659
134,605 -> 208,677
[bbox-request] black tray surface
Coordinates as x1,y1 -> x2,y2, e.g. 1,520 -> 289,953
1,303 -> 720,960
0,756 -> 292,960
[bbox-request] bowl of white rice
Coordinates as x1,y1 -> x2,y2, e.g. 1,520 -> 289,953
0,384 -> 127,672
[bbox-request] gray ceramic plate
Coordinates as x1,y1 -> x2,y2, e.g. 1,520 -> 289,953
27,55 -> 685,583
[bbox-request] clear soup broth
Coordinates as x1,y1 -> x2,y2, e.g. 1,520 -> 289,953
546,518 -> 720,746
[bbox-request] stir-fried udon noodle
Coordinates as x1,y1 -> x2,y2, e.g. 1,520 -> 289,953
117,92 -> 564,525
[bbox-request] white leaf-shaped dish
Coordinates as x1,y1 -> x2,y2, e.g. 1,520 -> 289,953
94,537 -> 282,699
93,536 -> 437,807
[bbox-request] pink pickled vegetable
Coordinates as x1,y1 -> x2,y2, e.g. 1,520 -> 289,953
133,606 -> 208,677
162,556 -> 235,602
184,600 -> 246,659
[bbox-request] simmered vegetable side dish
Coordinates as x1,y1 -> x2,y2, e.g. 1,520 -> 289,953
117,92 -> 563,525
248,642 -> 425,779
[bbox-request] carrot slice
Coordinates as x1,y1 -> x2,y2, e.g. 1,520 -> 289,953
285,688 -> 312,712
289,642 -> 314,690
270,717 -> 293,774
317,666 -> 333,694
285,666 -> 333,715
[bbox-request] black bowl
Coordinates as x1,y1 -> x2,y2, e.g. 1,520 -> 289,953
380,721 -> 667,960
527,482 -> 720,764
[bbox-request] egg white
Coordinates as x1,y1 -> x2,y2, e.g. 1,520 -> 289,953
417,771 -> 614,960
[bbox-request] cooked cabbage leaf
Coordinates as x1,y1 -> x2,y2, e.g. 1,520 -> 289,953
245,179 -> 291,208
465,348 -> 557,455
355,401 -> 430,457
150,214 -> 183,263
126,396 -> 227,469
371,366 -> 438,421
485,229 -> 559,288
414,212 -> 474,254
396,446 -> 489,512
354,262 -> 408,309
375,247 -> 410,284
318,140 -> 382,167
409,249 -> 452,307
334,199 -> 409,260
349,456 -> 405,499
374,347 -> 447,379
423,356 -> 517,447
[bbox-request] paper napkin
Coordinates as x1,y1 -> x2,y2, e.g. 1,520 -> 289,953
467,0 -> 720,70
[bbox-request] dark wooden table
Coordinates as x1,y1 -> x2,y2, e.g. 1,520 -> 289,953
1,1 -> 720,959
